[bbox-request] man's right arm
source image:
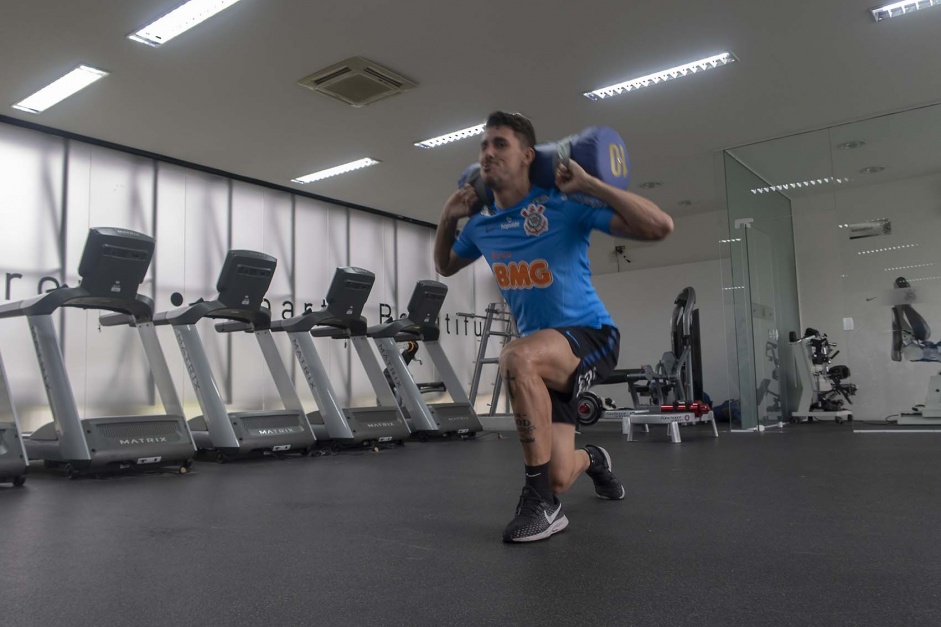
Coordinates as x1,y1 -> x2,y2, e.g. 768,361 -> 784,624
434,185 -> 478,277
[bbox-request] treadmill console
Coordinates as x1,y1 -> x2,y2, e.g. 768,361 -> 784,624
324,267 -> 375,318
77,227 -> 155,299
405,280 -> 448,327
216,250 -> 276,310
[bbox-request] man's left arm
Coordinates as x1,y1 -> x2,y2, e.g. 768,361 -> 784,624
556,161 -> 674,241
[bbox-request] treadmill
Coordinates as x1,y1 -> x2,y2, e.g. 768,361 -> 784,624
269,267 -> 410,447
158,250 -> 316,461
0,227 -> 195,479
0,351 -> 28,486
369,280 -> 482,439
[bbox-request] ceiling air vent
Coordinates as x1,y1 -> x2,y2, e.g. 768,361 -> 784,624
297,57 -> 417,108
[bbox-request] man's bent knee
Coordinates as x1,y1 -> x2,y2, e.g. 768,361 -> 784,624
499,342 -> 537,374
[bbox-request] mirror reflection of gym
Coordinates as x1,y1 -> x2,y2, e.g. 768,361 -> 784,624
725,102 -> 941,427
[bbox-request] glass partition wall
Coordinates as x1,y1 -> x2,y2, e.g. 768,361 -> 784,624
724,103 -> 941,426
723,154 -> 800,431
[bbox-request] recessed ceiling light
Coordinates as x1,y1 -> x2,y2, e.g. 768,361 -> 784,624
414,123 -> 486,149
750,177 -> 850,194
291,158 -> 380,184
12,65 -> 109,114
129,0 -> 243,47
583,53 -> 736,101
638,181 -> 663,189
678,200 -> 695,206
871,0 -> 941,22
836,140 -> 867,150
859,166 -> 886,174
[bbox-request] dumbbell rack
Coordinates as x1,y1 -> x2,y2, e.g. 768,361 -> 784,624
460,303 -> 519,416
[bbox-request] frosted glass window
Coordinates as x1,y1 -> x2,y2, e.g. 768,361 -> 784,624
294,198 -> 349,407
0,124 -> 65,430
348,212 -> 396,405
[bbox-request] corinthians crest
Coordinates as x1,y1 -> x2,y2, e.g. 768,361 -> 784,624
521,203 -> 549,236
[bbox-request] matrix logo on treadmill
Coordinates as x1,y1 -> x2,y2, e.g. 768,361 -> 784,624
257,428 -> 297,435
119,437 -> 169,445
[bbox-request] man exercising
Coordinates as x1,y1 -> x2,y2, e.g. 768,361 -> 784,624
434,112 -> 674,543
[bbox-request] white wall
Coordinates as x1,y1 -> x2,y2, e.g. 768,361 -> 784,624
588,210 -> 727,274
592,258 -> 734,409
792,172 -> 941,420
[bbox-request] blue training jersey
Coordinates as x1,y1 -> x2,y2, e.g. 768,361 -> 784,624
452,186 -> 616,336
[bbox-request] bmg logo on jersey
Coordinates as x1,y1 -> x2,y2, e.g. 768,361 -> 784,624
492,260 -> 554,290
521,204 -> 549,236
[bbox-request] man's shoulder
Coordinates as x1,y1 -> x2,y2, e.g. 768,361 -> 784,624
462,211 -> 487,232
529,186 -> 562,204
533,187 -> 607,211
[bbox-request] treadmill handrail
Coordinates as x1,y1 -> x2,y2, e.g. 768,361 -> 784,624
154,300 -> 272,330
98,295 -> 158,327
0,287 -> 155,321
368,318 -> 437,340
214,320 -> 253,334
272,310 -> 368,336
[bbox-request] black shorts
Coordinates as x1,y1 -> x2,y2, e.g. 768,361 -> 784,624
550,325 -> 620,425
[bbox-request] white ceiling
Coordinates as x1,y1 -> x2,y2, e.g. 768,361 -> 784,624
729,103 -> 941,199
2,0 -> 940,226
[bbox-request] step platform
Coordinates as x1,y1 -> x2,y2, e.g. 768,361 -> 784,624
611,409 -> 719,444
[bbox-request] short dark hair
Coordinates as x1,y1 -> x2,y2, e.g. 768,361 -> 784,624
485,111 -> 536,149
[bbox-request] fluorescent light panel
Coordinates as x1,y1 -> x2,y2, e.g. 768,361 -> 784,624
129,0 -> 242,47
871,0 -> 941,21
583,53 -> 736,101
751,177 -> 850,194
13,65 -> 109,114
858,244 -> 918,255
414,124 -> 486,149
719,238 -> 741,244
292,158 -> 380,184
885,263 -> 934,271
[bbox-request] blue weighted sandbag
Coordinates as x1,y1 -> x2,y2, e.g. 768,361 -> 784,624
457,163 -> 494,214
458,126 -> 630,213
532,126 -> 631,191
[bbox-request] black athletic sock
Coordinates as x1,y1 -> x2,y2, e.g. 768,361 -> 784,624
524,462 -> 554,502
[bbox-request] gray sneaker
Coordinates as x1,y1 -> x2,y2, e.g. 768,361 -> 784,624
584,445 -> 626,500
502,486 -> 569,543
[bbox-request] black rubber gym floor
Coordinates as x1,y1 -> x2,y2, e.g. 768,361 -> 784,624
1,423 -> 940,626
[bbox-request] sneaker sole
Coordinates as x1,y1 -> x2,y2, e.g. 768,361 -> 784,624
597,485 -> 626,500
592,446 -> 626,501
504,515 -> 569,543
